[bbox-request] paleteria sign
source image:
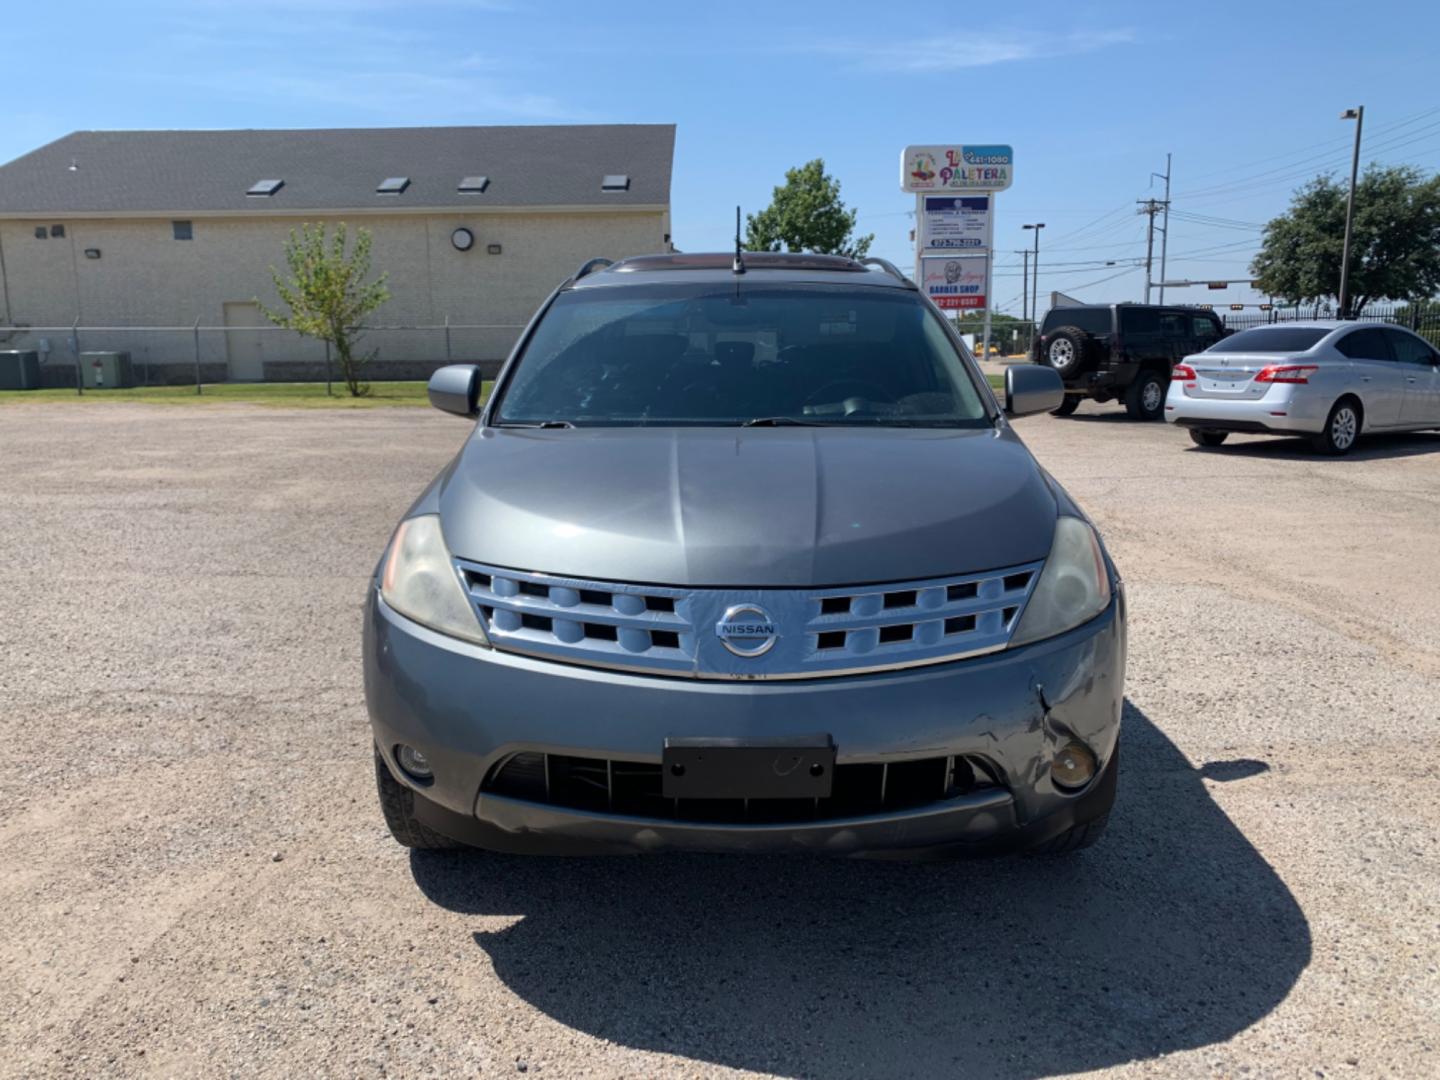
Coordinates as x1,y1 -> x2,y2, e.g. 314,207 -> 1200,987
901,145 -> 1013,193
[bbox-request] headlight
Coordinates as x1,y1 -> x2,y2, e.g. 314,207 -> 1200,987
379,514 -> 490,646
1010,516 -> 1112,647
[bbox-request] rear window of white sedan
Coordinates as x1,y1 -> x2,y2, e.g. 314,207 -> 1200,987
1209,327 -> 1331,353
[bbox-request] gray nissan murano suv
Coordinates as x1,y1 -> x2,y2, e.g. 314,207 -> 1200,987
364,251 -> 1125,858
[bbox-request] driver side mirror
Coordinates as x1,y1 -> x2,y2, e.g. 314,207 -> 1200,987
1004,364 -> 1064,418
427,364 -> 482,418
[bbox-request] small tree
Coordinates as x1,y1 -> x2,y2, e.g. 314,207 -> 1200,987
260,223 -> 390,396
745,159 -> 874,258
1251,165 -> 1440,316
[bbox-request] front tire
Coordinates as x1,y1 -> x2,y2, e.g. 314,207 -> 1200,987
1124,370 -> 1168,421
1311,398 -> 1362,456
374,747 -> 463,849
1051,394 -> 1081,417
1031,811 -> 1110,855
1189,429 -> 1229,448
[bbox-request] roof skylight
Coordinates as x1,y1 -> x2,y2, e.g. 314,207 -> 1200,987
458,176 -> 490,193
376,177 -> 410,195
246,179 -> 284,197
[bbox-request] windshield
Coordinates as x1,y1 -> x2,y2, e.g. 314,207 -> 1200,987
493,283 -> 992,428
1207,326 -> 1331,353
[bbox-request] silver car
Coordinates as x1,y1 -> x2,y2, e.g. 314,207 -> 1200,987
1165,321 -> 1440,454
365,252 -> 1124,859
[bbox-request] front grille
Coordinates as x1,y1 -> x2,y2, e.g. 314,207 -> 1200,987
455,559 -> 1044,679
483,751 -> 1005,825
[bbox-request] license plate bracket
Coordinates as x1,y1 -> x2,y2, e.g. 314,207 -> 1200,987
662,734 -> 835,799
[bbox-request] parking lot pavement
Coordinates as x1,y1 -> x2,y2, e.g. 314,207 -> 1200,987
1,400 -> 1437,1078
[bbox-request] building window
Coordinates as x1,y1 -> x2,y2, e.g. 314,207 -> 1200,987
173,220 -> 193,241
34,226 -> 47,239
50,224 -> 65,238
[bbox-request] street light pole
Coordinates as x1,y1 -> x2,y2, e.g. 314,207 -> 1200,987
1023,223 -> 1045,325
1016,249 -> 1030,322
1339,106 -> 1364,319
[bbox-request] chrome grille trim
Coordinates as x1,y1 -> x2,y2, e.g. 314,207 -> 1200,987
456,559 -> 1044,680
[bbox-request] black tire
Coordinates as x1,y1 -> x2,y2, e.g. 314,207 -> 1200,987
1050,394 -> 1081,417
1043,327 -> 1092,378
1189,429 -> 1229,448
1124,370 -> 1168,421
1311,397 -> 1362,456
374,746 -> 463,849
1031,811 -> 1111,855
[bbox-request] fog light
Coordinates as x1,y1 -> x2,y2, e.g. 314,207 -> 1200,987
1051,743 -> 1096,790
396,744 -> 433,780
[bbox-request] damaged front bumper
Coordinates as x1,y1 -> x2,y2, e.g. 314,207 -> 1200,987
364,585 -> 1126,858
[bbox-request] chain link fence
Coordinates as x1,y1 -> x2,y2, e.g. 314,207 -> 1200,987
0,320 -> 526,393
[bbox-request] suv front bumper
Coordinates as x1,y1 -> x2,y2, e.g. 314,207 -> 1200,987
364,585 -> 1126,858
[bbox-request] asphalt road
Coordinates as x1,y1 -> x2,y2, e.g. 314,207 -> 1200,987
1,400 -> 1437,1078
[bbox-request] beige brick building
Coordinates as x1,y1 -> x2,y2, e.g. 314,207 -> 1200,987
0,125 -> 674,383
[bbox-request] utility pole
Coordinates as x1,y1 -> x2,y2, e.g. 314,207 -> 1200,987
1137,198 -> 1167,303
1153,154 -> 1172,303
1016,249 -> 1031,321
1023,223 -> 1045,323
1339,106 -> 1364,319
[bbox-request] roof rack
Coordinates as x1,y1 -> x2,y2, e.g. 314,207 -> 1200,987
860,257 -> 916,288
573,257 -> 614,280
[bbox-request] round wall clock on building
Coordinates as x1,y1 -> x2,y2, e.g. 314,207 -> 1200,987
450,227 -> 474,252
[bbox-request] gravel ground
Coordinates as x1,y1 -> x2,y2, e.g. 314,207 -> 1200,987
1,400 -> 1437,1079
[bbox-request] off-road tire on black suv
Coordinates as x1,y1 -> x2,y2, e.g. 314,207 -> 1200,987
1050,394 -> 1081,417
1123,369 -> 1168,421
374,746 -> 463,849
1042,327 -> 1092,378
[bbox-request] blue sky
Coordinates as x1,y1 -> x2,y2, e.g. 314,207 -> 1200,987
7,0 -> 1440,312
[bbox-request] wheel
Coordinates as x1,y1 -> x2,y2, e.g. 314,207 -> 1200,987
1050,395 -> 1081,417
1188,429 -> 1229,448
1311,398 -> 1362,456
1031,811 -> 1111,855
374,746 -> 463,849
1124,370 -> 1168,421
1043,327 -> 1092,378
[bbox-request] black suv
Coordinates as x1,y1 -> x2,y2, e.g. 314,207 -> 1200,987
1032,304 -> 1226,420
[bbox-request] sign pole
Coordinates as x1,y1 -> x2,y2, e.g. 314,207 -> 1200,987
980,201 -> 995,359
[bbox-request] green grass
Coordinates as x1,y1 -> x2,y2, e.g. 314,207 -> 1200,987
0,380 -> 495,409
986,374 -> 1004,391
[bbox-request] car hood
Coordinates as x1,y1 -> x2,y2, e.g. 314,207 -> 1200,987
437,426 -> 1057,587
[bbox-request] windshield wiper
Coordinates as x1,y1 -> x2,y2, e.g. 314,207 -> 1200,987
740,416 -> 826,427
497,420 -> 576,429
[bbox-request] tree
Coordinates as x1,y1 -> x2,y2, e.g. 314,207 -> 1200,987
1251,165 -> 1440,315
260,223 -> 391,396
952,311 -> 1029,355
745,159 -> 874,258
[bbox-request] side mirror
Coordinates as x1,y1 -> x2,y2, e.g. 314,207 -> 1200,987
1004,364 -> 1064,418
427,364 -> 482,418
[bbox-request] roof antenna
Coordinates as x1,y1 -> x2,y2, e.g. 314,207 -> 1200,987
732,205 -> 746,275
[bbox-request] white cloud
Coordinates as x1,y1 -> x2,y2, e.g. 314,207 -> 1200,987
816,29 -> 1137,72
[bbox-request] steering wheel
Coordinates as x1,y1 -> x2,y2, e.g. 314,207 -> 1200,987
803,379 -> 896,412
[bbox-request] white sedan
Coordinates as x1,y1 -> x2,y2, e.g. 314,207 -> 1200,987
1165,321 -> 1440,455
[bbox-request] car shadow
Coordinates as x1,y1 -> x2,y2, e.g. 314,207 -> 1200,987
1187,430 -> 1440,462
410,701 -> 1310,1078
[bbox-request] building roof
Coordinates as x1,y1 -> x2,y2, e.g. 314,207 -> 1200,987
0,124 -> 675,216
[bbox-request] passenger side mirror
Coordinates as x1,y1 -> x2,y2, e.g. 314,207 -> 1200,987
1004,364 -> 1064,418
427,364 -> 482,418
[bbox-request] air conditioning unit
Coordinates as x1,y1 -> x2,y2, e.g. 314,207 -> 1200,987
0,349 -> 41,390
79,351 -> 135,389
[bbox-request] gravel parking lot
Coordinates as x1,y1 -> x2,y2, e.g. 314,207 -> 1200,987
2,400 -> 1437,1078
